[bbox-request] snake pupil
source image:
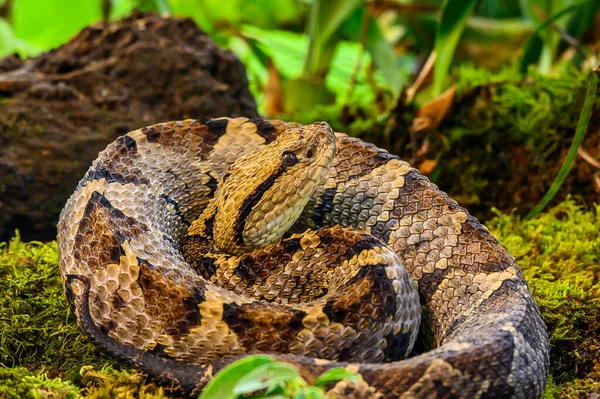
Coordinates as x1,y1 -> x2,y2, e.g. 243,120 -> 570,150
282,151 -> 298,166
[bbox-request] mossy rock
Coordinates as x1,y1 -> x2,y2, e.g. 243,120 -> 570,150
0,199 -> 598,398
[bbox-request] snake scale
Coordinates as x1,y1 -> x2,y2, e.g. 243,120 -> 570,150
57,117 -> 549,398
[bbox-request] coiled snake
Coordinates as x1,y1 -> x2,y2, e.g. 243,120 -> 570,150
57,117 -> 549,398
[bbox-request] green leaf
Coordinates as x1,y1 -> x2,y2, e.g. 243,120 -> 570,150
109,0 -> 137,20
233,361 -> 302,395
198,355 -> 274,399
433,0 -> 478,96
313,367 -> 361,388
240,25 -> 389,109
526,67 -> 599,219
293,386 -> 325,399
0,18 -> 17,57
520,0 -> 596,74
366,18 -> 407,95
168,0 -> 215,35
153,0 -> 170,14
304,0 -> 362,77
11,0 -> 103,51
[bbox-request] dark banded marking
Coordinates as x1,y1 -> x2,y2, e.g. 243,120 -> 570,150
322,231 -> 386,265
233,164 -> 287,245
64,274 -> 208,395
383,329 -> 416,361
137,258 -> 205,339
206,175 -> 219,195
160,193 -> 190,226
249,118 -> 277,143
204,118 -> 229,135
182,234 -> 219,279
79,166 -> 151,188
222,302 -> 307,353
142,125 -> 162,142
120,135 -> 138,152
311,187 -> 336,229
73,191 -> 148,266
231,238 -> 302,290
353,148 -> 398,181
322,264 -> 398,325
335,136 -> 398,181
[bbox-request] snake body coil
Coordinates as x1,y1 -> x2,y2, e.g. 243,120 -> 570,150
58,117 -> 549,398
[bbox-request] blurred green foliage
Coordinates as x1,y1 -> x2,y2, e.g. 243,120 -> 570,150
1,0 -> 598,115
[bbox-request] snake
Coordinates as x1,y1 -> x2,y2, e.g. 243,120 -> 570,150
57,117 -> 549,398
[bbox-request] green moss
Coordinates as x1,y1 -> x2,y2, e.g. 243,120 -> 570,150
0,233 -> 114,380
424,63 -> 600,221
447,63 -> 589,147
0,200 -> 598,397
0,367 -> 78,399
78,365 -> 173,398
489,198 -> 600,397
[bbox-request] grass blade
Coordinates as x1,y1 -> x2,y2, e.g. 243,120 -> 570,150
433,0 -> 478,96
520,0 -> 595,74
526,66 -> 599,219
304,0 -> 361,77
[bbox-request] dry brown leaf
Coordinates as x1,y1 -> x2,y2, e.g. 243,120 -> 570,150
419,159 -> 437,174
416,85 -> 456,129
264,58 -> 282,116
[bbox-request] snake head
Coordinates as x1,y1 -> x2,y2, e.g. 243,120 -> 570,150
213,121 -> 336,255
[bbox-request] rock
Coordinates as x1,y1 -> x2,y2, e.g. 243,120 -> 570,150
0,12 -> 258,242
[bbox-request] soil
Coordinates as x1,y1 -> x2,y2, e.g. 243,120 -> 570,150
0,12 -> 258,242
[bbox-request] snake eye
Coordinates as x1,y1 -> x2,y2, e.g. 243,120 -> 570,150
282,151 -> 298,166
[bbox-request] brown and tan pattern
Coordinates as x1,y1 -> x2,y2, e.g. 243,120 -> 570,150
57,117 -> 549,398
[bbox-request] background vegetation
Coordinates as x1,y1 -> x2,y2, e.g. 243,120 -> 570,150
1,0 -> 599,398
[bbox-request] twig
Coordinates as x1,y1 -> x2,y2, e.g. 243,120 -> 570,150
405,52 -> 436,104
578,147 -> 600,169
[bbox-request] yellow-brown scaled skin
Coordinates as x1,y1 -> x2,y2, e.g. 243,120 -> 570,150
58,117 -> 549,398
212,122 -> 336,254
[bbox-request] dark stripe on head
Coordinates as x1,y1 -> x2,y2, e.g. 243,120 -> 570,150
249,118 -> 277,143
159,193 -> 190,226
233,164 -> 287,245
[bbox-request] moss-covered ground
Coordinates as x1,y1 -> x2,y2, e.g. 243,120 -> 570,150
0,199 -> 598,398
